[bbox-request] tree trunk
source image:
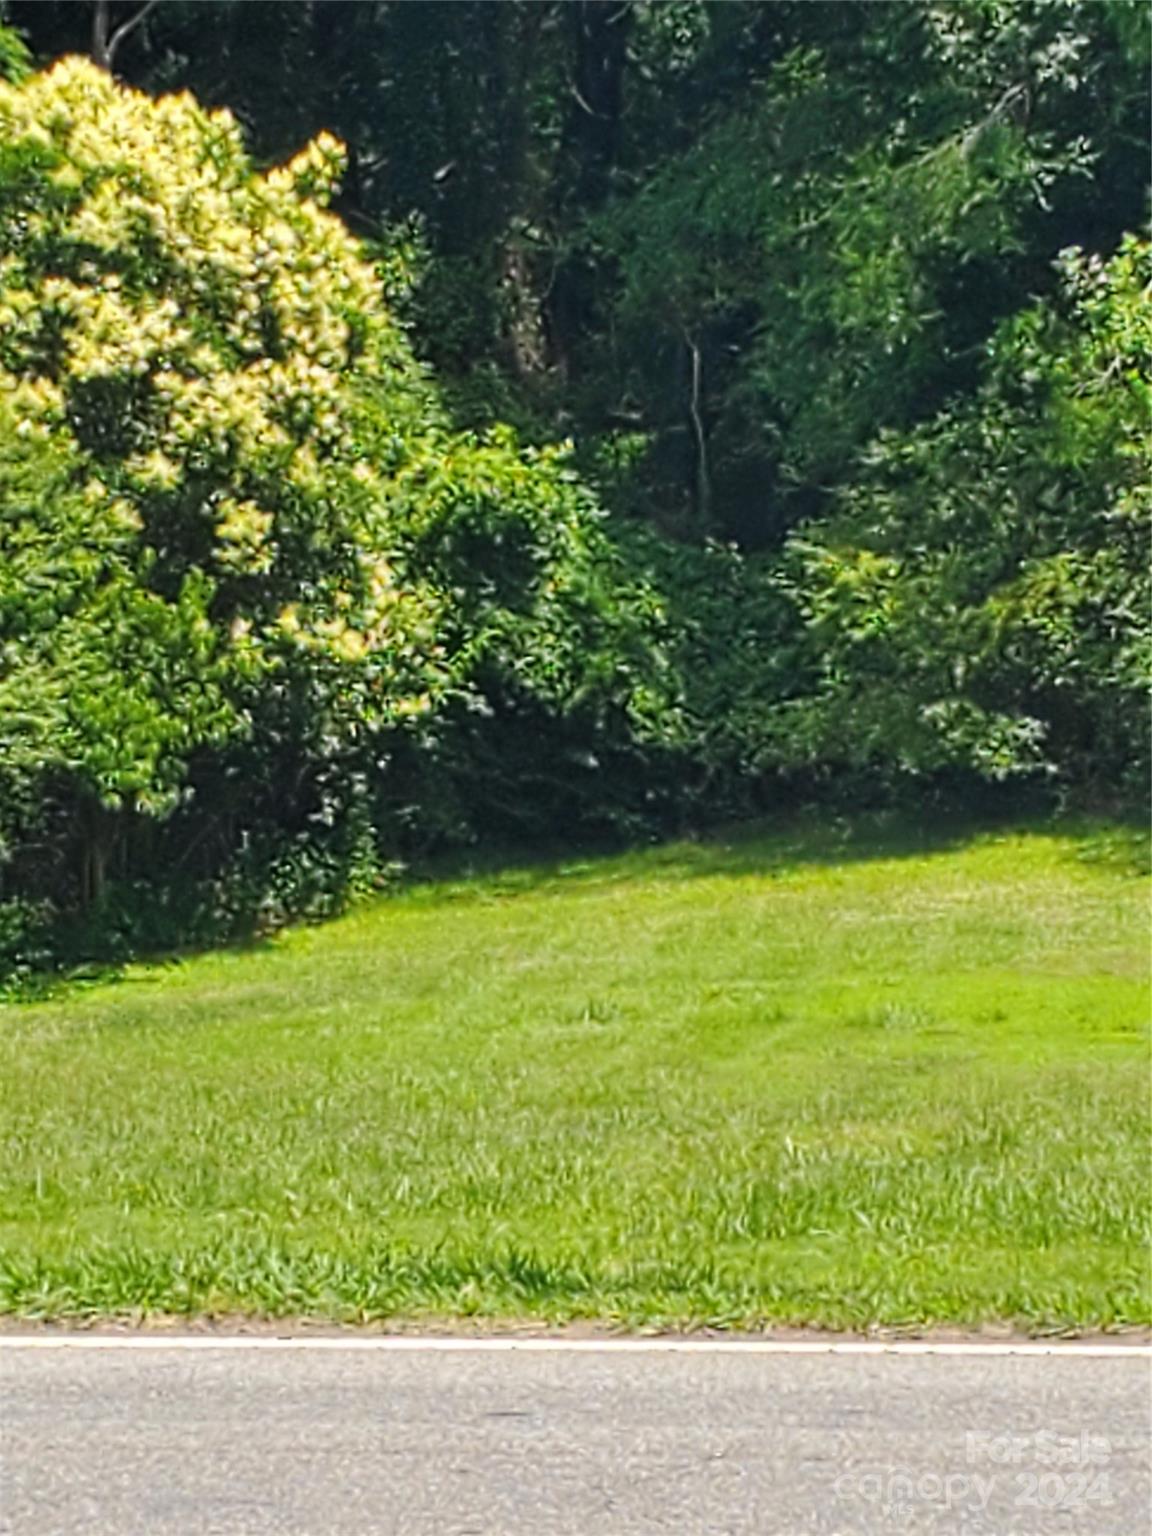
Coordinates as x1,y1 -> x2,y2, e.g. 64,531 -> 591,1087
79,802 -> 117,910
685,332 -> 712,534
91,0 -> 111,68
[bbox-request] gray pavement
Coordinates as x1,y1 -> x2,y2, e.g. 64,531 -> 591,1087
1,1340 -> 1149,1535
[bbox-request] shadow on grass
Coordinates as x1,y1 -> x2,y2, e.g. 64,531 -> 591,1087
395,805 -> 1149,909
1,929 -> 280,1007
8,805 -> 1145,1005
1062,820 -> 1151,878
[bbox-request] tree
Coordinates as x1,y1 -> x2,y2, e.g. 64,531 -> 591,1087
0,57 -> 445,900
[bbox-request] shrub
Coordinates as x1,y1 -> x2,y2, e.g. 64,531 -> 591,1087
785,236 -> 1151,793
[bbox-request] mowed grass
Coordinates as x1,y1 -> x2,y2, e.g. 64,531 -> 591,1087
1,814 -> 1148,1330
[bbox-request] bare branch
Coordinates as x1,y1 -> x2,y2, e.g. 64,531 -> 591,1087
91,0 -> 161,72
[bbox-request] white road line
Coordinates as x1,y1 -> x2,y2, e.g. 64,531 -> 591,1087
0,1335 -> 1148,1357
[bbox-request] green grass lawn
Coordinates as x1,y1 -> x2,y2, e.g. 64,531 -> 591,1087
1,813 -> 1148,1331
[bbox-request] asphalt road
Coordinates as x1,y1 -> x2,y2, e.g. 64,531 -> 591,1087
1,1339 -> 1149,1535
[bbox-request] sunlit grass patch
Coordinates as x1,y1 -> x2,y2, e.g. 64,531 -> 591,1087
1,813 -> 1148,1329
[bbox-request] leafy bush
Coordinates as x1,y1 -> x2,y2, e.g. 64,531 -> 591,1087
786,235 -> 1151,792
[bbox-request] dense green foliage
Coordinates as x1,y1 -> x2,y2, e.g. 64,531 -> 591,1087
0,5 -> 1148,975
0,56 -> 674,973
9,3 -> 1146,529
787,236 -> 1151,788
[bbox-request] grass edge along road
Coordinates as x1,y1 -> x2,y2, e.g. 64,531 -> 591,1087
1,813 -> 1148,1331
